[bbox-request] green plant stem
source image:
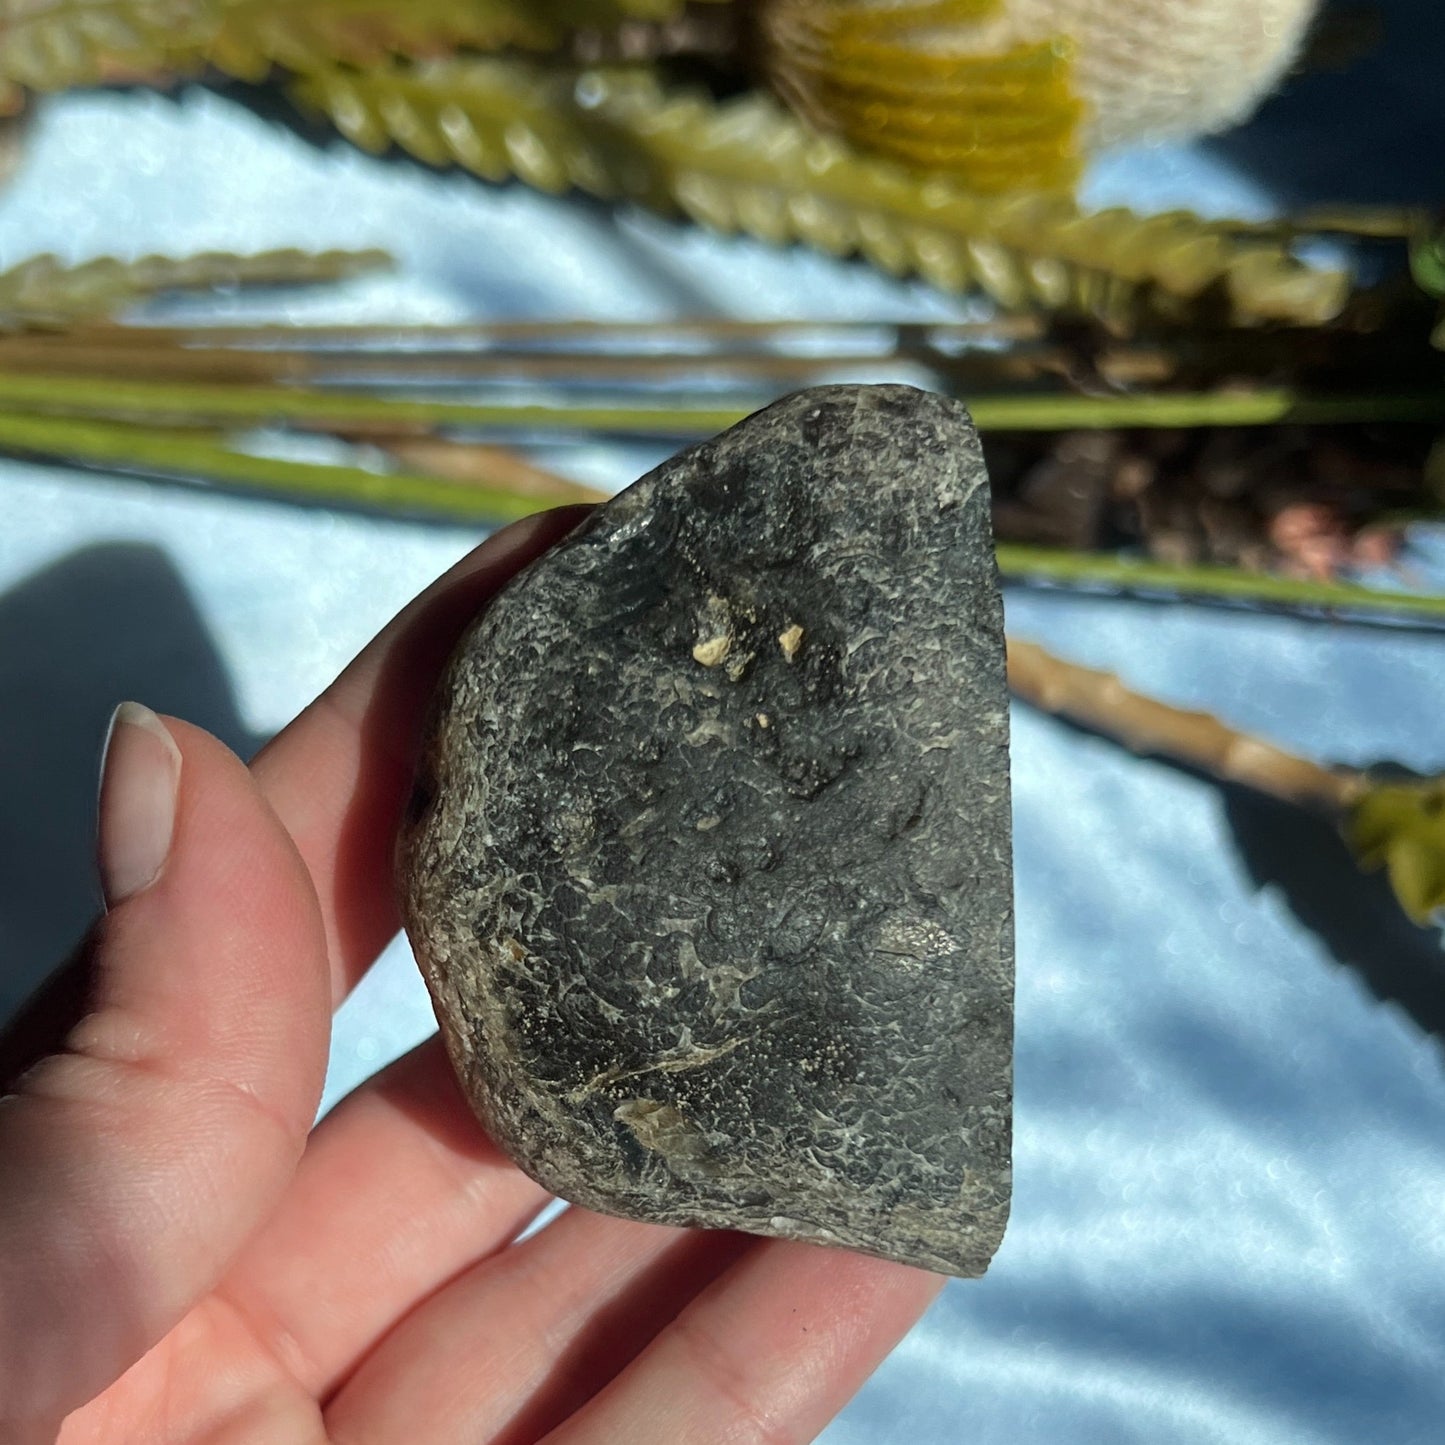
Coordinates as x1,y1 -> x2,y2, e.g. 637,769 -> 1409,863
0,411 -> 549,523
1218,207 -> 1426,241
4,411 -> 1443,623
0,374 -> 739,435
66,316 -> 1047,347
0,336 -> 986,386
4,371 -> 1445,435
973,391 -> 1445,429
997,545 -> 1445,622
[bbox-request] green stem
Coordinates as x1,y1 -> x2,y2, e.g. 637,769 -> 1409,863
997,545 -> 1445,623
971,391 -> 1445,429
72,316 -> 1045,346
3,370 -> 1445,435
6,410 -> 1443,622
0,411 -> 549,523
0,373 -> 741,436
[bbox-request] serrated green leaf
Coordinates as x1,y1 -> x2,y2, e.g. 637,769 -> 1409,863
0,247 -> 392,329
290,58 -> 1350,330
1345,779 -> 1445,925
0,0 -> 697,92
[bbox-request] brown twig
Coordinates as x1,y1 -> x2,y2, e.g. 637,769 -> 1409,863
345,433 -> 609,503
1005,637 -> 1364,814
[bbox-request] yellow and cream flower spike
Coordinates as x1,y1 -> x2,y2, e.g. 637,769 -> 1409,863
757,0 -> 1323,191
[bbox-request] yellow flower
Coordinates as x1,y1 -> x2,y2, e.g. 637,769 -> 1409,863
759,0 -> 1321,189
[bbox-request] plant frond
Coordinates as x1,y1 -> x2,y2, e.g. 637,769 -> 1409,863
2,0 -> 240,89
291,59 -> 1349,329
997,546 -> 1445,627
0,99 -> 26,187
1346,778 -> 1445,925
0,0 -> 701,92
209,0 -> 561,84
218,0 -> 707,77
0,406 -> 561,521
8,367 -> 1444,437
0,247 -> 391,329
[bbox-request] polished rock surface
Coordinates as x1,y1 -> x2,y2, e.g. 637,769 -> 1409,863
401,384 -> 1013,1275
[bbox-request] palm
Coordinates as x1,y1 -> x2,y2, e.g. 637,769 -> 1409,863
1,511 -> 939,1445
60,1047 -> 794,1445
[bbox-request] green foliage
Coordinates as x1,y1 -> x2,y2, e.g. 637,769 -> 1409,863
292,59 -> 1349,329
0,247 -> 391,329
0,407 -> 549,520
0,5 -> 1365,330
0,0 -> 693,91
7,367 -> 1444,438
1408,218 -> 1445,348
0,366 -> 752,434
1409,220 -> 1445,299
3,340 -> 1442,624
994,546 -> 1445,627
1346,778 -> 1445,925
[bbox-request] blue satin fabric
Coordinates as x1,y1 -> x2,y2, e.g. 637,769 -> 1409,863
2,20 -> 1443,1437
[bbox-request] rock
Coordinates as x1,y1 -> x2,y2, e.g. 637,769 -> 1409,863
399,384 -> 1013,1277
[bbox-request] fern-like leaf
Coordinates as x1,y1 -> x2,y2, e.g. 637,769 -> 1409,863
0,0 -> 697,91
0,100 -> 25,185
2,0 -> 221,89
291,59 -> 1349,329
0,247 -> 391,329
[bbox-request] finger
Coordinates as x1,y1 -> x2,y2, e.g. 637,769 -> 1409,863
0,709 -> 331,1438
250,506 -> 590,1007
0,930 -> 97,1089
216,1036 -> 551,1401
324,1209 -> 752,1445
0,509 -> 590,1103
540,1241 -> 945,1445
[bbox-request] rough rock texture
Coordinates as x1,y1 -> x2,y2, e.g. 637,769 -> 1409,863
399,384 -> 1013,1277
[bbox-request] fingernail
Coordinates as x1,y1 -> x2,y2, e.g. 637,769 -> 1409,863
97,702 -> 182,908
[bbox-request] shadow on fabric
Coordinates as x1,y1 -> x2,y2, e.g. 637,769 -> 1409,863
0,543 -> 260,1029
1015,686 -> 1445,1053
1222,781 -> 1445,1046
1204,0 -> 1445,207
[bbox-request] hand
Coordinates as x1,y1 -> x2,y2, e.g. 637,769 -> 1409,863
0,510 -> 943,1445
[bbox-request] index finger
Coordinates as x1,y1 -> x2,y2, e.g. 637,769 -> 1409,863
251,505 -> 590,1008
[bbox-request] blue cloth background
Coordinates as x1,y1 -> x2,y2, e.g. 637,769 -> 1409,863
1,3 -> 1443,1439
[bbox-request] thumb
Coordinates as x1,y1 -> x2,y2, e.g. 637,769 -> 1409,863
0,706 -> 331,1439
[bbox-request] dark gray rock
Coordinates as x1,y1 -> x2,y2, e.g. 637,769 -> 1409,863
399,384 -> 1013,1276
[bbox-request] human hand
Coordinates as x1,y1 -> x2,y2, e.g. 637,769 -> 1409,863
0,509 -> 944,1445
